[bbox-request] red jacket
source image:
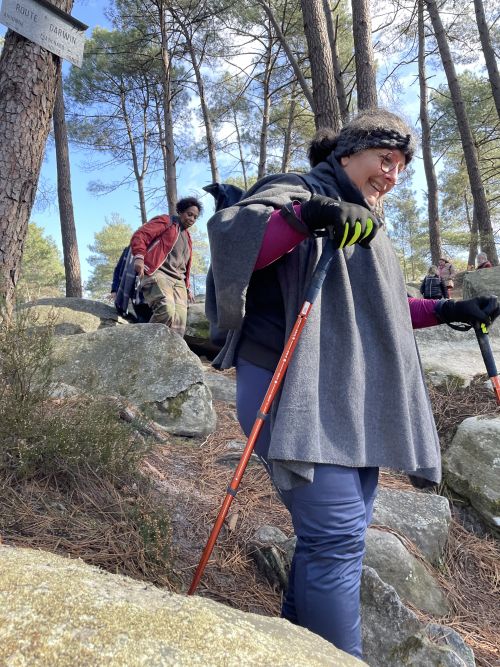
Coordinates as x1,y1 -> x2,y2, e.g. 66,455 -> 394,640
130,215 -> 192,288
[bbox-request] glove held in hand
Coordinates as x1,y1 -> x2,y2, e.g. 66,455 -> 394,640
298,195 -> 380,249
435,295 -> 500,327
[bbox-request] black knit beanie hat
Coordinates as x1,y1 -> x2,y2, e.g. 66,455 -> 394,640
333,109 -> 417,165
308,109 -> 417,167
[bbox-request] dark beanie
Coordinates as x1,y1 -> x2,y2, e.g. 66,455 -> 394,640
308,110 -> 417,167
332,109 -> 417,164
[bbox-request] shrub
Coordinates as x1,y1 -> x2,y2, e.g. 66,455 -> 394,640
0,309 -> 147,480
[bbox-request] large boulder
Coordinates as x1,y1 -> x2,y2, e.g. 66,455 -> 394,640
248,522 -> 449,618
51,324 -> 216,437
0,545 -> 364,667
372,488 -> 451,565
463,266 -> 500,299
246,528 -> 469,667
443,415 -> 500,535
185,302 -> 222,358
364,528 -> 449,617
19,297 -> 127,334
415,322 -> 500,388
361,567 -> 474,667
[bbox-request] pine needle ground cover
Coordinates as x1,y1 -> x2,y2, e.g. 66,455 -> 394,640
0,317 -> 498,666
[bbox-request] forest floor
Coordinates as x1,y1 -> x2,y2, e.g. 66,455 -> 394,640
1,370 -> 499,667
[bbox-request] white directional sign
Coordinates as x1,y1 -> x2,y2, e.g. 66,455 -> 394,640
0,0 -> 88,67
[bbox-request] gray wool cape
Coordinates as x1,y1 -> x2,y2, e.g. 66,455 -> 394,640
206,155 -> 441,490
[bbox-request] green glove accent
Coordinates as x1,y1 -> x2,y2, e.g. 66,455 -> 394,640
345,221 -> 363,246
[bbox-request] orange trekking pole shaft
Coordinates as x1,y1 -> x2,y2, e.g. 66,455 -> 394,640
474,322 -> 500,405
188,242 -> 335,596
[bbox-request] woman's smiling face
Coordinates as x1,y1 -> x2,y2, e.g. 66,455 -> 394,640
340,148 -> 406,207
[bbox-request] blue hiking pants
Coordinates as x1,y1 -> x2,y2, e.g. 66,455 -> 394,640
236,358 -> 378,659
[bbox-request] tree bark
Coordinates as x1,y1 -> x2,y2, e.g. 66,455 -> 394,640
187,39 -> 220,183
350,0 -> 377,109
258,33 -> 274,180
233,109 -> 248,190
257,0 -> 315,113
467,197 -> 478,267
120,84 -> 148,225
53,71 -> 82,297
158,2 -> 177,216
418,0 -> 441,265
282,81 -> 298,172
323,0 -> 349,124
300,0 -> 341,130
473,0 -> 500,120
425,0 -> 498,265
0,0 -> 74,320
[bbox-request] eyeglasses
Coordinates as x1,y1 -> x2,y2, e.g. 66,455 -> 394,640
378,152 -> 405,175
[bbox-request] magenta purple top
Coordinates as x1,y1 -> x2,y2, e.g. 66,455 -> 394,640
255,205 -> 441,330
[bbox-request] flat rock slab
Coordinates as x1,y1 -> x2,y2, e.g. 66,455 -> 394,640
19,297 -> 126,334
0,545 -> 365,667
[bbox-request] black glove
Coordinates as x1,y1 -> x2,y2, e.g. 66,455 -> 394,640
299,195 -> 380,249
436,295 -> 500,327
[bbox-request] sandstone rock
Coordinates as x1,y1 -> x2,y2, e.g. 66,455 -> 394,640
443,414 -> 500,535
463,266 -> 500,300
248,525 -> 296,589
0,545 -> 364,667
364,528 -> 449,616
51,324 -> 216,437
361,566 -> 474,667
372,488 -> 451,565
203,367 -> 237,404
415,323 -> 500,389
216,440 -> 262,467
19,297 -> 126,334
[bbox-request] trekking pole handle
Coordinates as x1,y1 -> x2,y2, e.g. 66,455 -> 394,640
305,242 -> 335,304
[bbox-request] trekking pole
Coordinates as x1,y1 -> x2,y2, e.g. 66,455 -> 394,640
188,241 -> 335,596
449,318 -> 500,406
474,322 -> 500,405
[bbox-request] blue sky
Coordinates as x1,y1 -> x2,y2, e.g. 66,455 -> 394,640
1,0 -> 216,283
1,1 -> 456,282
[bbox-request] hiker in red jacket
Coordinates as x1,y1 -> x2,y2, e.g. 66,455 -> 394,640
476,252 -> 493,270
131,197 -> 202,336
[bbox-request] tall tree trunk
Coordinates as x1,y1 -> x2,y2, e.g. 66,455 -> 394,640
282,81 -> 298,172
351,0 -> 377,109
159,3 -> 177,216
0,0 -> 74,320
233,110 -> 248,190
258,34 -> 274,180
300,0 -> 341,130
189,43 -> 220,183
467,199 -> 479,267
257,0 -> 314,112
53,71 -> 82,297
473,0 -> 500,120
120,86 -> 148,225
323,0 -> 349,124
425,0 -> 498,265
418,0 -> 441,265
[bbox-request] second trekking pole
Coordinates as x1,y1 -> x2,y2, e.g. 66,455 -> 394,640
188,241 -> 335,596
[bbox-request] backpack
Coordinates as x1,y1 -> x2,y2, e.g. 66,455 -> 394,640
114,246 -> 152,323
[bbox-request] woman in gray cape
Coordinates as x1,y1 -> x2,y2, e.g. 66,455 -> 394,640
205,109 -> 498,659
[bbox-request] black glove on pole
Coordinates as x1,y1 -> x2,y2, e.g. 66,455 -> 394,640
436,295 -> 500,327
299,195 -> 380,249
